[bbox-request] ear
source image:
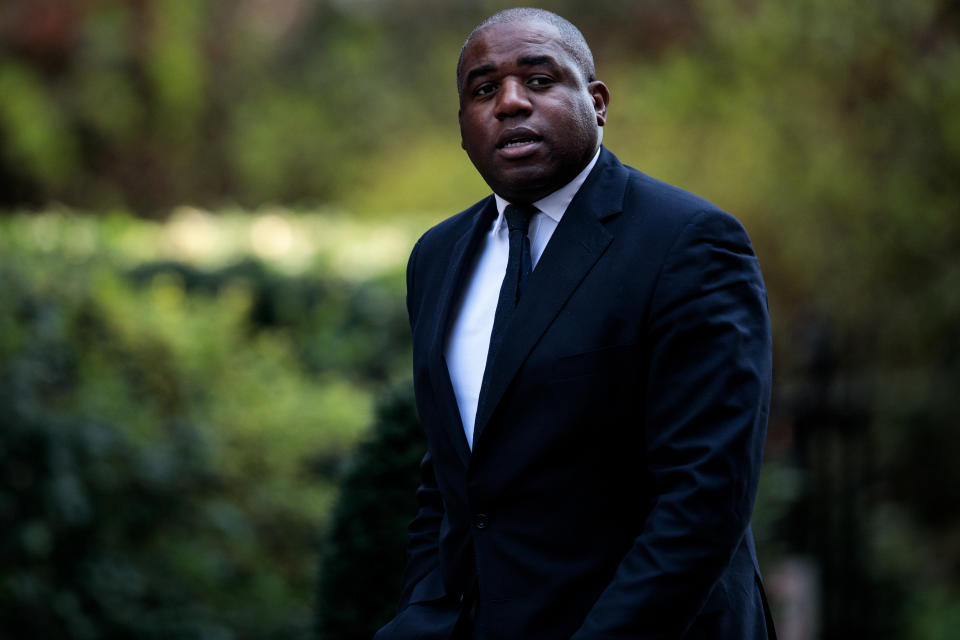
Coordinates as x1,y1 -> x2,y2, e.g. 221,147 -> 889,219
588,81 -> 610,126
458,108 -> 466,149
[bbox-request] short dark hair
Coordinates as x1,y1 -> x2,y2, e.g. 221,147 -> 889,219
456,8 -> 597,95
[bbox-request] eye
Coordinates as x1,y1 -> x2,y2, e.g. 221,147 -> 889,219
528,75 -> 553,87
474,83 -> 496,97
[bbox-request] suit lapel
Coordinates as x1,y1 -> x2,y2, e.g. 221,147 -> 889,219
427,198 -> 497,467
472,149 -> 629,447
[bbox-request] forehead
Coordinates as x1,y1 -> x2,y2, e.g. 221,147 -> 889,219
461,20 -> 573,75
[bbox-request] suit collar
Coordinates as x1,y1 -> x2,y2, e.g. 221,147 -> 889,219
569,145 -> 629,221
427,197 -> 497,467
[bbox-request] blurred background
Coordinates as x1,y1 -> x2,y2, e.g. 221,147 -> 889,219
1,0 -> 958,638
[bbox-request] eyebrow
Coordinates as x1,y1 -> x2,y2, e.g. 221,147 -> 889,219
463,55 -> 561,89
464,63 -> 497,88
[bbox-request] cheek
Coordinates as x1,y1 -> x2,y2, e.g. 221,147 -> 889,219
462,116 -> 490,146
567,102 -> 599,144
460,124 -> 481,153
551,97 -> 595,133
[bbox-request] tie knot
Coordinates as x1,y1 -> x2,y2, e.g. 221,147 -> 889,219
504,203 -> 537,233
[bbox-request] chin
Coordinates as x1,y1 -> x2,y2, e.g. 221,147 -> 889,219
488,169 -> 553,201
492,181 -> 548,203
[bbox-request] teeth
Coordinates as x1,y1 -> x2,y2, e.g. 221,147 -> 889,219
504,139 -> 534,148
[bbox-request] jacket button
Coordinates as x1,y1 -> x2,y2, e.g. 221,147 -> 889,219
473,513 -> 489,529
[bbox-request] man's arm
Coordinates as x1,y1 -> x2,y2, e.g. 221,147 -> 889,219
395,236 -> 446,609
396,450 -> 445,608
572,209 -> 772,639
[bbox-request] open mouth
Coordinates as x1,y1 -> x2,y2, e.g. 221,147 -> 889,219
500,136 -> 540,149
496,127 -> 543,151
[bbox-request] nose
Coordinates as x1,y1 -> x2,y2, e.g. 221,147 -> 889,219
495,78 -> 532,120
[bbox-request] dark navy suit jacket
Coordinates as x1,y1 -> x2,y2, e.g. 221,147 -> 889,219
375,148 -> 775,639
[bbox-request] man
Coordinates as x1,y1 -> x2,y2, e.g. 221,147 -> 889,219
375,8 -> 775,639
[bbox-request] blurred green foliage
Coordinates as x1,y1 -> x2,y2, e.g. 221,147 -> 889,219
316,381 -> 423,640
0,211 -> 412,638
1,0 -> 959,638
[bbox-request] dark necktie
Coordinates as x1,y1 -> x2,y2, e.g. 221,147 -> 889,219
485,203 -> 537,370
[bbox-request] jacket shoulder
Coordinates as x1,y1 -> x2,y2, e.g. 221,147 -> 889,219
623,164 -> 723,218
615,161 -> 752,245
415,196 -> 492,252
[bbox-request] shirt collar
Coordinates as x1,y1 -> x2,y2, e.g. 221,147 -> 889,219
493,142 -> 603,231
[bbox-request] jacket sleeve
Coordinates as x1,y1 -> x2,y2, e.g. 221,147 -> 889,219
571,208 -> 772,639
396,237 -> 447,610
396,451 -> 446,609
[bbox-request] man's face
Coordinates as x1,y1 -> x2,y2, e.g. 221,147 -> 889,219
458,19 -> 609,203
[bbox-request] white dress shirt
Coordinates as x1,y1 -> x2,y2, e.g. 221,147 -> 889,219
445,144 -> 603,449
